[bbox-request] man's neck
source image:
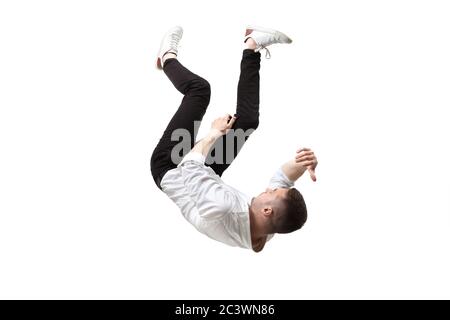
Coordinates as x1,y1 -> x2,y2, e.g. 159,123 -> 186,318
248,206 -> 268,252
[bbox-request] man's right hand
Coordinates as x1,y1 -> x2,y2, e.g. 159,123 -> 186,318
295,148 -> 318,181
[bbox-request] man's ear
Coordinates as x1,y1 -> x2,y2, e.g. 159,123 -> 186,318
262,206 -> 273,217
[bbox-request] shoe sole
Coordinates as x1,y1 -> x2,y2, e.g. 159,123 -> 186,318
156,57 -> 163,70
245,25 -> 293,43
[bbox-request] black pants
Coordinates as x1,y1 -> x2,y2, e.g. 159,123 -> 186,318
150,49 -> 261,188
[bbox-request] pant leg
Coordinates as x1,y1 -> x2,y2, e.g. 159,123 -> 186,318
207,49 -> 261,176
150,58 -> 211,188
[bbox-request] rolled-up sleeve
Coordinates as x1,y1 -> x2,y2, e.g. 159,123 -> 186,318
179,151 -> 206,166
268,167 -> 295,189
179,154 -> 234,220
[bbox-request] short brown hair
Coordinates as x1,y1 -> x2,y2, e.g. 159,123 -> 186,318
272,188 -> 307,234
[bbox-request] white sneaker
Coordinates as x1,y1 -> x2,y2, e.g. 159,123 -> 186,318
156,26 -> 183,69
244,26 -> 292,58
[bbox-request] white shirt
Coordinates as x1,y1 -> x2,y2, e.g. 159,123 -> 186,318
160,152 -> 295,250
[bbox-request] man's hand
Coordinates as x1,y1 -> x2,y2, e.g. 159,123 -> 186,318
211,114 -> 237,136
295,148 -> 318,181
190,114 -> 237,158
281,147 -> 318,182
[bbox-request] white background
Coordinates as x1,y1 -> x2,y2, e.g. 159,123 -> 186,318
1,0 -> 449,299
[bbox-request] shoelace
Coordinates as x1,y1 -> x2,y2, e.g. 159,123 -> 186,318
255,46 -> 271,59
170,34 -> 181,50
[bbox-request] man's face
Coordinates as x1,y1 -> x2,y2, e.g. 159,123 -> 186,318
255,188 -> 289,206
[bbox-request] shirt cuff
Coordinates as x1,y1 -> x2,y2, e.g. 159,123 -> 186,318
179,151 -> 206,166
280,167 -> 296,186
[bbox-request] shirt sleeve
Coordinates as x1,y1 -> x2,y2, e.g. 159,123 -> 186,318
179,152 -> 235,220
268,167 -> 295,189
179,151 -> 206,165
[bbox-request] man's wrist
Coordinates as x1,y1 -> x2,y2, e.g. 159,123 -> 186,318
208,129 -> 224,140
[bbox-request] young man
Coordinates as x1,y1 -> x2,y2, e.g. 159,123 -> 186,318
151,26 -> 318,252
